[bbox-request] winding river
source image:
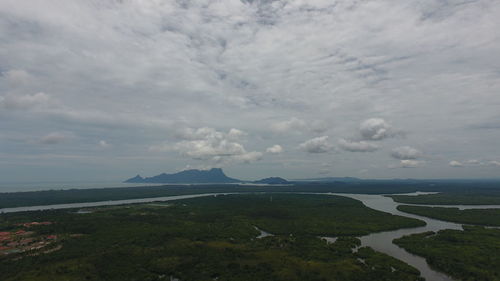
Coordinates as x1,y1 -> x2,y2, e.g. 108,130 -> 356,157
2,192 -> 500,281
330,193 -> 462,281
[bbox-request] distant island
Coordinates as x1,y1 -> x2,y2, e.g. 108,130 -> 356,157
253,177 -> 290,185
124,168 -> 290,185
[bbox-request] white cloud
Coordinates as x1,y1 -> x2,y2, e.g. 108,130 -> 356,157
449,160 -> 463,167
1,0 -> 500,180
338,138 -> 379,152
266,144 -> 283,154
166,127 -> 262,164
466,159 -> 482,165
227,128 -> 246,140
231,151 -> 263,163
271,117 -> 307,134
489,160 -> 500,167
389,159 -> 423,168
174,139 -> 245,159
359,118 -> 394,141
299,136 -> 332,153
400,160 -> 421,168
391,146 -> 421,160
39,132 -> 70,145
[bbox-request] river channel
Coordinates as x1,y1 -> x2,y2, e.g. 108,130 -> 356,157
1,192 -> 499,281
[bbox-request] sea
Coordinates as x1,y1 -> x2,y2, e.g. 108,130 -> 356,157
0,181 -> 167,193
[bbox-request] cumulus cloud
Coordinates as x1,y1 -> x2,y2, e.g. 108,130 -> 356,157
391,146 -> 422,160
389,159 -> 423,168
299,136 -> 332,153
271,117 -> 307,134
231,151 -> 263,163
449,160 -> 463,167
338,138 -> 379,152
359,118 -> 394,141
400,160 -> 421,168
227,128 -> 246,140
39,132 -> 70,145
174,128 -> 245,159
162,127 -> 262,164
266,144 -> 283,154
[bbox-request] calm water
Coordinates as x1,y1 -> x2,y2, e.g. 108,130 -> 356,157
0,182 -> 282,193
0,193 -> 229,213
1,191 -> 499,281
0,181 -> 168,193
328,193 -> 465,281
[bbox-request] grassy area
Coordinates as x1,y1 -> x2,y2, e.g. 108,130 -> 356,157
397,205 -> 500,226
389,192 -> 500,205
394,226 -> 500,281
0,194 -> 425,281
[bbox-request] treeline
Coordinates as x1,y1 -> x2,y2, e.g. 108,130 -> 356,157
394,226 -> 500,281
2,181 -> 500,209
1,194 -> 425,281
397,205 -> 500,226
389,191 -> 500,205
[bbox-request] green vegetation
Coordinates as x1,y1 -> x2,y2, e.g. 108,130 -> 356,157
397,205 -> 500,226
394,226 -> 500,281
0,194 -> 425,281
389,191 -> 500,205
3,180 -> 500,209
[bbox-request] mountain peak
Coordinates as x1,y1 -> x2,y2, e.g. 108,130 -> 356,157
124,168 -> 240,184
124,175 -> 144,183
208,167 -> 224,174
253,177 -> 290,184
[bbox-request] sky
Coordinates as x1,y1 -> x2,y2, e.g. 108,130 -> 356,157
1,0 -> 500,182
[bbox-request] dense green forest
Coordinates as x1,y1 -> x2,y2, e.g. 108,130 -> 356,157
389,191 -> 500,205
394,226 -> 500,281
2,181 -> 500,209
0,194 -> 425,281
397,205 -> 500,226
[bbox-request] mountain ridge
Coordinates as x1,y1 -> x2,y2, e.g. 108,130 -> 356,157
124,168 -> 241,184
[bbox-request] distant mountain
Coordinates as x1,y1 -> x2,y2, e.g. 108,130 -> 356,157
253,177 -> 290,185
124,168 -> 241,184
293,177 -> 362,182
125,175 -> 144,182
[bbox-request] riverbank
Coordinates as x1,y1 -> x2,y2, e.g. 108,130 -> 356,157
0,194 -> 425,281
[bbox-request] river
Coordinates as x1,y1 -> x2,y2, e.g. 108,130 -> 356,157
1,192 -> 499,281
329,193 -> 463,281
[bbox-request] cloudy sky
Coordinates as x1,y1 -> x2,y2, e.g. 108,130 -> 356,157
1,0 -> 500,182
